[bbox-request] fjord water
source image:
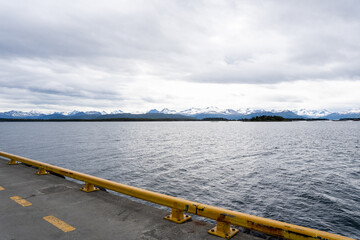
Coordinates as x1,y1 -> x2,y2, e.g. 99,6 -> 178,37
1,121 -> 359,238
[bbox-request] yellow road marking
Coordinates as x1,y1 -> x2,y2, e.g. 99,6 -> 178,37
0,186 -> 4,191
43,215 -> 76,232
10,196 -> 32,207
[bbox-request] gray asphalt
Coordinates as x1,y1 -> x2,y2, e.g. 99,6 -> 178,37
0,157 -> 264,240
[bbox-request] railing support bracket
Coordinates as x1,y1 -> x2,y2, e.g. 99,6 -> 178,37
164,208 -> 191,223
8,159 -> 19,165
208,221 -> 239,239
81,182 -> 99,192
35,168 -> 49,175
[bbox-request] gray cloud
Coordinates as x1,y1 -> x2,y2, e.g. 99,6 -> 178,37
0,0 -> 359,111
1,0 -> 359,83
0,1 -> 183,60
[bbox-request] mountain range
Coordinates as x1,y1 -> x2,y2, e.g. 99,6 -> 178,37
1,107 -> 359,120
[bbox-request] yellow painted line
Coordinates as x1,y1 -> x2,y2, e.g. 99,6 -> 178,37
0,186 -> 4,191
43,215 -> 76,232
10,196 -> 32,207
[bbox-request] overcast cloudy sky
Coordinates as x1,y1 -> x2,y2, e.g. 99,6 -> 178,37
0,0 -> 359,113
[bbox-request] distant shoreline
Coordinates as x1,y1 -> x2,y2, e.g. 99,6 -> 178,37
1,117 -> 357,122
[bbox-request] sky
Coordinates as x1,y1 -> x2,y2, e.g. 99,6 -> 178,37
0,0 -> 359,113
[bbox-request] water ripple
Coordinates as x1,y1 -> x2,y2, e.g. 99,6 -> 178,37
0,121 -> 359,238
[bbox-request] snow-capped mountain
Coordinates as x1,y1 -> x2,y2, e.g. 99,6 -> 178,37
110,110 -> 124,114
144,107 -> 360,120
178,107 -> 207,115
292,109 -> 331,118
65,110 -> 107,116
177,107 -> 253,116
148,107 -> 227,115
236,108 -> 267,114
66,110 -> 81,116
144,108 -> 304,119
0,110 -> 110,119
1,108 -> 360,120
0,110 -> 44,118
160,108 -> 178,114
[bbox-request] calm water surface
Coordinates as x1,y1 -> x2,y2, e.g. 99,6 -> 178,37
0,121 -> 359,238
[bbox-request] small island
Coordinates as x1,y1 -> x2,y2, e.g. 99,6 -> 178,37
241,115 -> 289,121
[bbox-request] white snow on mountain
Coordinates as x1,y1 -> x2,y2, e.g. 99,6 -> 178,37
2,110 -> 43,117
84,111 -> 105,115
221,109 -> 239,115
160,108 -> 178,114
178,107 -> 282,115
237,108 -> 269,114
292,109 -> 332,118
203,106 -> 221,113
179,106 -> 233,115
178,108 -> 205,115
66,110 -> 81,116
65,110 -> 107,115
235,108 -> 254,115
148,107 -> 323,116
1,107 -> 359,118
110,110 -> 124,114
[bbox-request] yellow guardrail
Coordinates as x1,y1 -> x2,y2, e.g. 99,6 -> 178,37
0,151 -> 354,240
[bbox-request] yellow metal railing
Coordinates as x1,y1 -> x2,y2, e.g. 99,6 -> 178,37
0,151 -> 354,240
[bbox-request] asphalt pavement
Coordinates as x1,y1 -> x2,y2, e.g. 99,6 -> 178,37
0,157 -> 264,240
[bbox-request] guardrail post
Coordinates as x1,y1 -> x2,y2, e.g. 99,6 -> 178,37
208,220 -> 239,239
164,208 -> 191,223
8,159 -> 19,165
81,182 -> 99,192
35,168 -> 49,175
